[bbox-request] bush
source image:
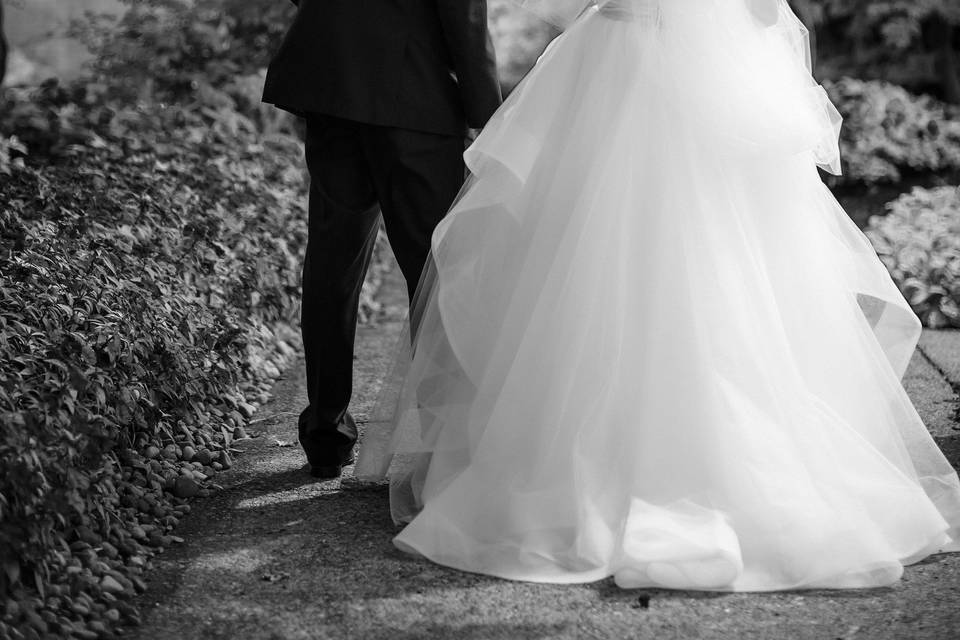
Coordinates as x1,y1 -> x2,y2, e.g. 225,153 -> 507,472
0,2 -> 391,634
794,0 -> 960,103
489,0 -> 558,91
0,134 -> 26,175
866,185 -> 960,328
72,0 -> 296,136
826,78 -> 960,185
79,0 -> 292,88
0,74 -> 310,633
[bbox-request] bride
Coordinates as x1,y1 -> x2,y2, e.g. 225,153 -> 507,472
355,0 -> 960,591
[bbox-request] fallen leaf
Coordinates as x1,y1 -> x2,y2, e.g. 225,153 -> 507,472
261,572 -> 290,583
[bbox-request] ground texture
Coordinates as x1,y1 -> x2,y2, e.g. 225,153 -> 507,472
133,263 -> 960,640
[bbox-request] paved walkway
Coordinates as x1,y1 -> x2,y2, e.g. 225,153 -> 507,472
134,265 -> 960,640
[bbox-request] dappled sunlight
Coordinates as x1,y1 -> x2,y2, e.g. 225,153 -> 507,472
2,0 -> 959,638
192,547 -> 272,574
245,454 -> 309,476
228,460 -> 349,508
234,488 -> 331,510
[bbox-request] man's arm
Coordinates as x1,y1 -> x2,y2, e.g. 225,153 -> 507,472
436,0 -> 503,130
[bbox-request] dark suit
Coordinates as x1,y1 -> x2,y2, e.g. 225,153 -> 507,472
264,0 -> 501,135
263,0 -> 502,472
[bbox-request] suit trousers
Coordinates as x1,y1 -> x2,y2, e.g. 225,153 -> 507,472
298,114 -> 465,466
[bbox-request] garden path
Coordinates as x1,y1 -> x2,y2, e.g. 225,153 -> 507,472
133,259 -> 960,640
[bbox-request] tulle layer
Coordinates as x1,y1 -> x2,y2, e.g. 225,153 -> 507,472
355,5 -> 960,591
497,0 -> 842,177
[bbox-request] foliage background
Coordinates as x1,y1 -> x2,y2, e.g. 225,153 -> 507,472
867,186 -> 960,328
790,0 -> 960,103
0,0 -> 959,636
0,1 -> 393,637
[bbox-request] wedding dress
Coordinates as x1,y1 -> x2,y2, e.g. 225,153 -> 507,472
355,0 -> 960,591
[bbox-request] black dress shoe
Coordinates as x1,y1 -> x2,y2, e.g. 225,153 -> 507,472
310,452 -> 355,480
300,411 -> 358,479
310,466 -> 341,480
310,445 -> 356,480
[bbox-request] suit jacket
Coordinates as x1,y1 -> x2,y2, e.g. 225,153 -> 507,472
263,0 -> 502,136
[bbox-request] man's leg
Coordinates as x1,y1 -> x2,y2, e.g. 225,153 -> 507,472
300,114 -> 381,477
361,126 -> 465,304
361,126 -> 467,494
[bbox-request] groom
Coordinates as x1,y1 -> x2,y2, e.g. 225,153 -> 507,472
263,0 -> 502,479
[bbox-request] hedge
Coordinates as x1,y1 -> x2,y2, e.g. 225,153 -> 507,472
0,69 -> 390,638
866,185 -> 960,328
821,78 -> 960,185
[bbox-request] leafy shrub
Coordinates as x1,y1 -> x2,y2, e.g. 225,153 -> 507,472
0,74 -> 311,632
62,1 -> 294,144
0,134 -> 26,175
795,0 -> 960,102
489,0 -> 558,91
0,2 -> 389,632
826,78 -> 960,184
866,185 -> 960,328
79,0 -> 291,88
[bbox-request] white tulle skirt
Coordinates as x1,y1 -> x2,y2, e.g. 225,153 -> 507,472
355,2 -> 960,591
